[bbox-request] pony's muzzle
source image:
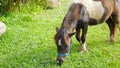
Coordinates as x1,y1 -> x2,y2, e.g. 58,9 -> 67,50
57,56 -> 66,66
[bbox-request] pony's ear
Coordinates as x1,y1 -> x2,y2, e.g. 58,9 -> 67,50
68,32 -> 76,37
56,27 -> 60,32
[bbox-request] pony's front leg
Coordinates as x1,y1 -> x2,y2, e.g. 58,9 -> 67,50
76,27 -> 82,44
80,24 -> 88,53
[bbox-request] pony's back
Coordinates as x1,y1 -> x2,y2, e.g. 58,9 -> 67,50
71,0 -> 114,21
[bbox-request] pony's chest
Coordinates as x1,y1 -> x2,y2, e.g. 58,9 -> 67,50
74,0 -> 105,21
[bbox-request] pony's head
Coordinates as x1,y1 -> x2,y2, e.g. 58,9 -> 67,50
54,27 -> 75,66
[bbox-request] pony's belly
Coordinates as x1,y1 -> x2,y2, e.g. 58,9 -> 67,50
73,0 -> 105,21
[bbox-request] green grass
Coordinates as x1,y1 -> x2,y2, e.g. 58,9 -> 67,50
0,0 -> 120,68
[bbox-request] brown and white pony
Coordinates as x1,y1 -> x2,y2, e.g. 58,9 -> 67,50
54,0 -> 120,66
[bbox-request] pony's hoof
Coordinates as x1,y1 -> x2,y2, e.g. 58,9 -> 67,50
109,36 -> 116,42
80,50 -> 87,54
109,39 -> 116,42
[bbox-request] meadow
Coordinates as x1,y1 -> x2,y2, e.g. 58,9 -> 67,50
0,0 -> 120,68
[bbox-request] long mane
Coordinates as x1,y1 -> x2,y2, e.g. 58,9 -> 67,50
61,3 -> 82,31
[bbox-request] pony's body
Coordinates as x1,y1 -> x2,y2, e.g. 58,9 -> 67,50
73,0 -> 105,21
54,0 -> 120,66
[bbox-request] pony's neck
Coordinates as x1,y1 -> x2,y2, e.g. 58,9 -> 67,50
61,18 -> 77,33
61,3 -> 80,33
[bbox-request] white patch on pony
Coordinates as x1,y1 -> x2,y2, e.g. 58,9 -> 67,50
72,0 -> 105,21
58,39 -> 62,46
57,61 -> 59,64
82,43 -> 86,51
80,42 -> 87,53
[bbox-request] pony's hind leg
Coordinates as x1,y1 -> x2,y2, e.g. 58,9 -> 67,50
106,18 -> 117,42
107,0 -> 120,42
106,15 -> 119,42
115,0 -> 120,30
115,10 -> 120,30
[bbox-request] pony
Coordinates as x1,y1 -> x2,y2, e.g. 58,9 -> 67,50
54,0 -> 120,66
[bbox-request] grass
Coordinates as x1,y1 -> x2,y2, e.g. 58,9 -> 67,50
0,0 -> 120,68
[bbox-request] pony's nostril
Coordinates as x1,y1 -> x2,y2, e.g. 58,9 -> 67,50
57,60 -> 63,66
57,56 -> 66,66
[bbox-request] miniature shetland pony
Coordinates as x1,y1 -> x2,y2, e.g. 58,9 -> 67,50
54,0 -> 120,66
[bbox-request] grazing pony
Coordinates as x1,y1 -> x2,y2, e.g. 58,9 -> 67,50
54,0 -> 120,66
